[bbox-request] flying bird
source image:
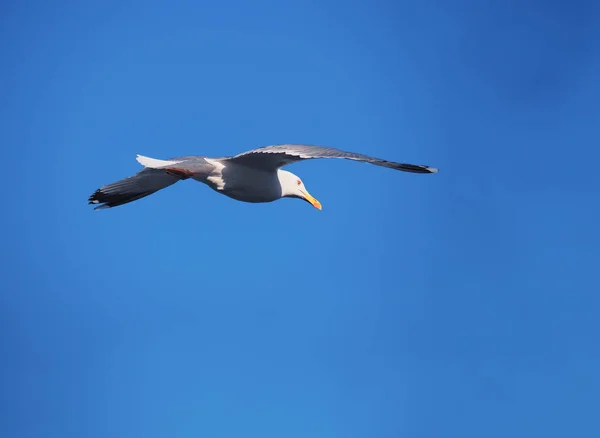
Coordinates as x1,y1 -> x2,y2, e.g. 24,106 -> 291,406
88,144 -> 438,210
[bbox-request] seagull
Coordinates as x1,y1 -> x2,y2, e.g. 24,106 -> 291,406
88,144 -> 438,210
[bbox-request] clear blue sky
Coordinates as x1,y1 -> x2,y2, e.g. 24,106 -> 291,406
1,1 -> 599,437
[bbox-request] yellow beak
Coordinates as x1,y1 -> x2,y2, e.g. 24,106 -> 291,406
301,190 -> 322,210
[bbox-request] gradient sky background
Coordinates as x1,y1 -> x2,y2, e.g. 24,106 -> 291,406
1,1 -> 599,437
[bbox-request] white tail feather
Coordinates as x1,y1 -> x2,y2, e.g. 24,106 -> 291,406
136,154 -> 182,169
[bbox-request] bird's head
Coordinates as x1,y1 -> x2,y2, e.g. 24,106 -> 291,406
278,169 -> 322,210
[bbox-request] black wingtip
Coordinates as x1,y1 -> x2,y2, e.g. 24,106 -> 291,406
88,190 -> 103,207
87,188 -> 113,210
397,163 -> 439,174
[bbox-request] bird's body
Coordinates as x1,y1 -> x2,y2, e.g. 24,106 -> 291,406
88,144 -> 438,210
205,161 -> 284,203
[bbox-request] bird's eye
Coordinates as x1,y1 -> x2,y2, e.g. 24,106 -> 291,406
297,180 -> 302,186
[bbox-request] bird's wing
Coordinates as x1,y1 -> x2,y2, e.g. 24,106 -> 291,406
88,155 -> 214,210
227,144 -> 438,174
88,168 -> 182,210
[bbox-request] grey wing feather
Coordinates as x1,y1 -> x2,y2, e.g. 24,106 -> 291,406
229,144 -> 438,173
88,168 -> 182,210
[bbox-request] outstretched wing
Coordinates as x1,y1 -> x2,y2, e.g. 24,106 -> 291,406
228,144 -> 438,174
88,168 -> 182,210
88,154 -> 216,210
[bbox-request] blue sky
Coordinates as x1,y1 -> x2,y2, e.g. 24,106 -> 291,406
1,0 -> 599,436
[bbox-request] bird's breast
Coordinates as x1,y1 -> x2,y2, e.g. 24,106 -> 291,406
213,164 -> 282,203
